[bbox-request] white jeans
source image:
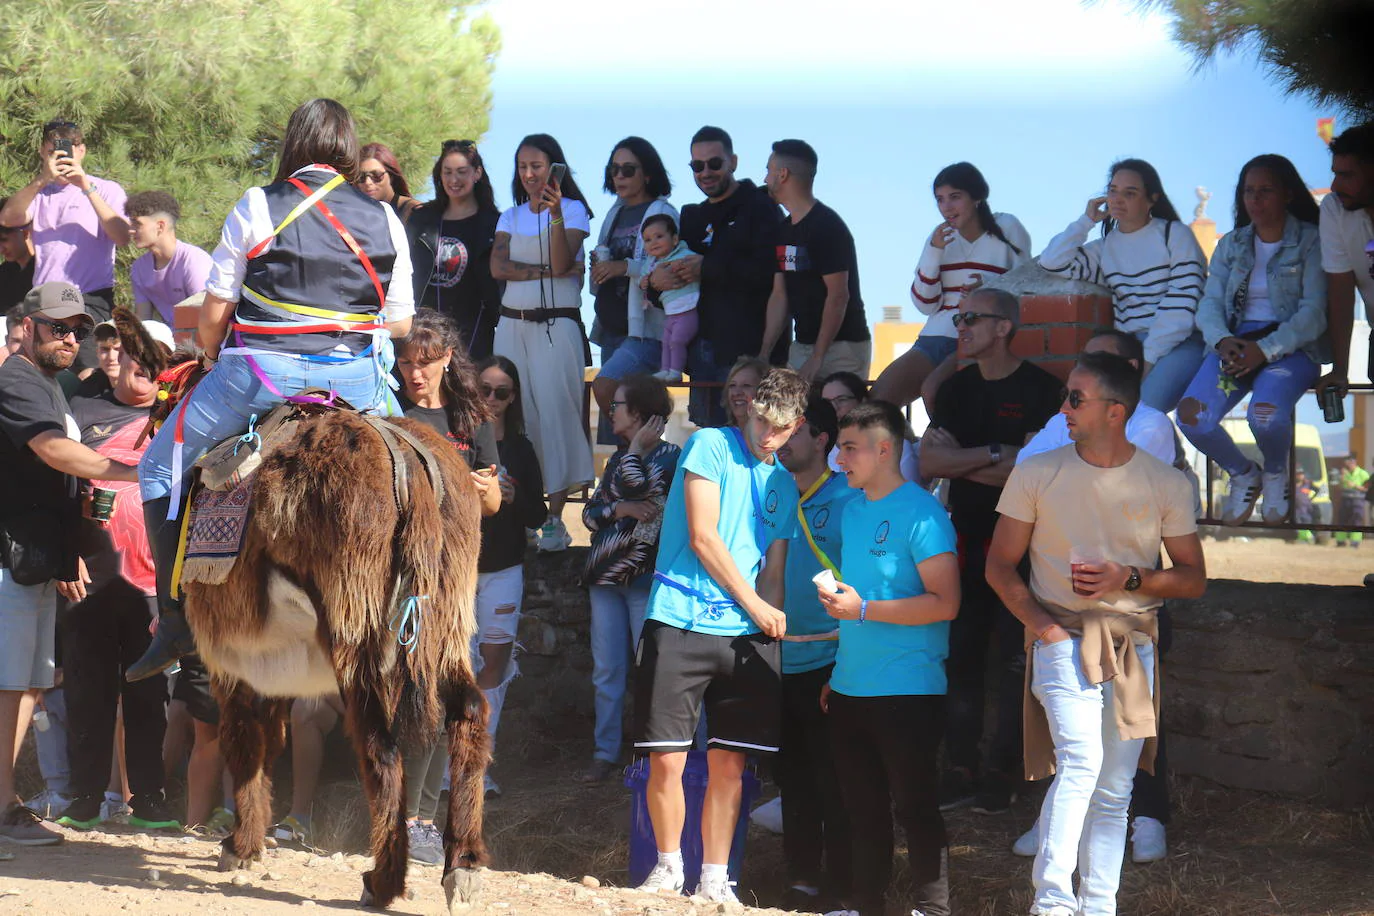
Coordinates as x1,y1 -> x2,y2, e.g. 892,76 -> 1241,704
1029,636 -> 1155,916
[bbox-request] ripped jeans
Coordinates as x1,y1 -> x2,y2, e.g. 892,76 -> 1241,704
1177,321 -> 1319,476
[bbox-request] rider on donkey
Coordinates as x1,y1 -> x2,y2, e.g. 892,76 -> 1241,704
127,99 -> 417,681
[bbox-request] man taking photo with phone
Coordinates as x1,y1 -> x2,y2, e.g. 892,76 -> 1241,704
0,119 -> 130,374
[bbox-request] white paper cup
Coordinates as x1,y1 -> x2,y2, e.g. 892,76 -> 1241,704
812,569 -> 839,594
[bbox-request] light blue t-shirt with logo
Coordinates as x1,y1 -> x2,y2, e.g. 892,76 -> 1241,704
647,427 -> 799,637
830,482 -> 957,697
782,471 -> 860,674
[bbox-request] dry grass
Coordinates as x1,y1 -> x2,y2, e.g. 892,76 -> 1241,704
16,678 -> 1374,915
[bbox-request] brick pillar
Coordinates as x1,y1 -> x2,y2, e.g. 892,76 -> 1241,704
985,264 -> 1115,383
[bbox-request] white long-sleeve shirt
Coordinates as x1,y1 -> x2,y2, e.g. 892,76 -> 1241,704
1016,405 -> 1178,466
910,213 -> 1030,339
1039,214 -> 1206,365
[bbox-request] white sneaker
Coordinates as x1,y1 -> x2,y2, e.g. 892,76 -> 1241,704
1261,470 -> 1291,524
823,911 -> 860,916
1130,815 -> 1167,863
23,789 -> 71,821
1012,819 -> 1039,857
696,874 -> 738,904
635,861 -> 685,895
101,797 -> 132,824
749,795 -> 783,834
535,517 -> 571,552
1221,463 -> 1261,526
653,369 -> 683,383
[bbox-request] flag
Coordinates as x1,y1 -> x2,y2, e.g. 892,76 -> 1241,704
1318,117 -> 1336,144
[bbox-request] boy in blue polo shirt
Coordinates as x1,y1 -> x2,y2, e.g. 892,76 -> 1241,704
775,394 -> 859,911
632,368 -> 810,903
818,400 -> 960,916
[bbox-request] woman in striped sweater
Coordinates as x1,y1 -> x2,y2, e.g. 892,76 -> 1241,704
1040,158 -> 1208,412
872,162 -> 1029,408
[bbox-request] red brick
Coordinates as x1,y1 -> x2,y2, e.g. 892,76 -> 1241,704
1010,328 -> 1046,358
1019,295 -> 1068,325
1034,357 -> 1077,383
1047,325 -> 1096,358
1068,294 -> 1115,328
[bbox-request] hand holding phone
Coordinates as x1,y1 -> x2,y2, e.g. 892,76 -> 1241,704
547,162 -> 567,190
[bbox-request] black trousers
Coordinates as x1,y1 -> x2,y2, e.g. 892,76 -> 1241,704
777,665 -> 851,896
60,577 -> 169,799
828,692 -> 949,916
1131,603 -> 1172,823
945,534 -> 1025,777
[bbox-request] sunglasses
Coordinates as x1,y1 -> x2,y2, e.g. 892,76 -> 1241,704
481,384 -> 513,401
356,169 -> 388,185
32,316 -> 91,342
1065,390 -> 1121,410
607,163 -> 639,178
689,157 -> 726,173
950,311 -> 1007,328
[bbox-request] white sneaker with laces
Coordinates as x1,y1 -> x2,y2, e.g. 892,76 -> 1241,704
823,910 -> 860,916
696,874 -> 738,904
1012,819 -> 1039,857
1221,463 -> 1261,525
635,861 -> 685,895
749,795 -> 783,834
1261,470 -> 1291,523
101,797 -> 132,824
535,517 -> 571,552
653,369 -> 683,383
22,789 -> 71,821
1130,815 -> 1167,863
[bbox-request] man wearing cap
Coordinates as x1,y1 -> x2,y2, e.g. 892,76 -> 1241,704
0,281 -> 138,845
0,119 -> 130,373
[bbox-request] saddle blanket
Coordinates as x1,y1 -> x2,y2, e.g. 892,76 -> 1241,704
177,475 -> 255,587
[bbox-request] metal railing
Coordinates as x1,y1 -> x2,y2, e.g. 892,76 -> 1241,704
570,378 -> 1374,535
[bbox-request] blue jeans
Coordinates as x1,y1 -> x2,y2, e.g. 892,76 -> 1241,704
589,583 -> 650,763
1137,331 -> 1206,414
686,338 -> 729,428
1177,323 -> 1319,476
1030,637 -> 1155,916
139,350 -> 388,502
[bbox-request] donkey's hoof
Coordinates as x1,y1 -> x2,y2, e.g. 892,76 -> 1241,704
217,843 -> 258,872
443,867 -> 483,912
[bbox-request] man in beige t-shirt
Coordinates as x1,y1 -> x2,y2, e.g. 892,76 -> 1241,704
985,351 -> 1205,916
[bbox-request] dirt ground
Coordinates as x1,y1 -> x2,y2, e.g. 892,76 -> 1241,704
2,533 -> 1370,915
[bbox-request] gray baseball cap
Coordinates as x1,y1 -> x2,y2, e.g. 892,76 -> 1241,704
21,282 -> 93,324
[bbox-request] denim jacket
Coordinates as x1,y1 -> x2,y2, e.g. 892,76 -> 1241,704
1195,215 -> 1330,365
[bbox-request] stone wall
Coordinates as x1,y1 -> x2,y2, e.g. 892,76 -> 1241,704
518,550 -> 1374,807
1166,580 -> 1374,806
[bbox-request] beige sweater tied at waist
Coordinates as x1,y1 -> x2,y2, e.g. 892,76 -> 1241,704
1022,607 -> 1161,782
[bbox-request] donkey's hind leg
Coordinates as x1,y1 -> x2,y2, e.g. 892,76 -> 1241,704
216,679 -> 289,871
343,677 -> 409,908
441,677 -> 490,913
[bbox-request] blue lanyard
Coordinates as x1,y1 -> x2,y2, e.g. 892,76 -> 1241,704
653,570 -> 736,626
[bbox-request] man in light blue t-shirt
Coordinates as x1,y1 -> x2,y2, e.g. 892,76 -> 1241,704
774,394 -> 858,910
817,400 -> 960,916
632,369 -> 809,904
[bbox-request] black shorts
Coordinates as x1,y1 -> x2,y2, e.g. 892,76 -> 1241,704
632,619 -> 782,754
170,653 -> 219,726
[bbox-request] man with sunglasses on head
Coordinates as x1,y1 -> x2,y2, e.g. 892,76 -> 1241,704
0,119 -> 130,375
918,287 -> 1063,816
985,351 -> 1205,916
656,127 -> 784,427
0,282 -> 138,845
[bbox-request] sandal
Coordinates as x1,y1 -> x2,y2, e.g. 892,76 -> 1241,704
574,759 -> 617,784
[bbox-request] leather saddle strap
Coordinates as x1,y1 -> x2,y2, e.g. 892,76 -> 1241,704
382,421 -> 447,509
367,419 -> 411,512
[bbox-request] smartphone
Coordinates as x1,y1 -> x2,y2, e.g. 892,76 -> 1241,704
547,162 -> 567,190
52,138 -> 74,157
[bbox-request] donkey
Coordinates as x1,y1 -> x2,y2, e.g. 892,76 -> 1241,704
181,408 -> 488,911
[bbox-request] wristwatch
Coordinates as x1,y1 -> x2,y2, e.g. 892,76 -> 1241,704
1123,566 -> 1142,591
987,443 -> 1002,465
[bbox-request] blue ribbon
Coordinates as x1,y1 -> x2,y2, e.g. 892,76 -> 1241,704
390,595 -> 428,652
653,571 -> 735,627
232,414 -> 262,456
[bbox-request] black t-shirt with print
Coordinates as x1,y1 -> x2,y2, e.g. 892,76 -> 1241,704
401,402 -> 500,471
411,209 -> 501,359
593,201 -> 651,337
932,360 -> 1064,538
775,202 -> 869,345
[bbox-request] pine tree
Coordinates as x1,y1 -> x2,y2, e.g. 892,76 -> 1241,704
0,0 -> 500,288
1134,0 -> 1374,122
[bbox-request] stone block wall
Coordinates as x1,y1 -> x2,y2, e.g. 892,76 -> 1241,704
1166,581 -> 1374,806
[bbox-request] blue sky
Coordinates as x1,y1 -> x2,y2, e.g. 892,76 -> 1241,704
462,0 -> 1349,445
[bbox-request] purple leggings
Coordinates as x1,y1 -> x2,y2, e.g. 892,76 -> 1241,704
661,310 -> 698,373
